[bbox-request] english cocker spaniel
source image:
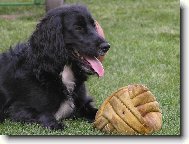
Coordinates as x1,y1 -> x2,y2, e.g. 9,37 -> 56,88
0,4 -> 110,130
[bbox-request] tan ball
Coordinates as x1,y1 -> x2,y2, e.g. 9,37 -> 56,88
93,84 -> 162,135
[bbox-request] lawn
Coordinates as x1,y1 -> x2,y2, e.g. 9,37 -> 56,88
0,0 -> 180,135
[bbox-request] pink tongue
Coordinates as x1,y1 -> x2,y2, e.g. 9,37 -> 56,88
85,56 -> 104,77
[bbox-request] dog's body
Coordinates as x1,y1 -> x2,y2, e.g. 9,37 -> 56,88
0,5 -> 110,130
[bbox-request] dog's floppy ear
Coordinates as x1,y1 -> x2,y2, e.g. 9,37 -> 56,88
29,14 -> 66,66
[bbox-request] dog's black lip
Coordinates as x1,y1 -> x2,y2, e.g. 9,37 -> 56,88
99,53 -> 105,56
72,49 -> 98,62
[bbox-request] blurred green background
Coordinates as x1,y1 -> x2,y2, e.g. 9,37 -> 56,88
0,0 -> 180,135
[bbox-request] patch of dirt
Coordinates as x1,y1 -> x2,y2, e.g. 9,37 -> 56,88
0,13 -> 33,20
0,14 -> 19,20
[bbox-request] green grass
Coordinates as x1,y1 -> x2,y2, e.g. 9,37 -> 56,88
0,0 -> 180,135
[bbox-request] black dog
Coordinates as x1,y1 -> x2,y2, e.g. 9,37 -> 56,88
0,4 -> 110,130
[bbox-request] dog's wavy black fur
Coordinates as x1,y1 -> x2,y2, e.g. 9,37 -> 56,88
0,5 -> 110,130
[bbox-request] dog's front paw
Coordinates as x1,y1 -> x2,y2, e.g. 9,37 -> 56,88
38,113 -> 65,130
45,121 -> 65,130
84,107 -> 98,123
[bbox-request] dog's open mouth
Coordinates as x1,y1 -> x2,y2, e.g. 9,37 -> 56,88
73,50 -> 104,77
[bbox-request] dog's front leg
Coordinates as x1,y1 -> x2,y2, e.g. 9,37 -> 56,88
74,83 -> 98,122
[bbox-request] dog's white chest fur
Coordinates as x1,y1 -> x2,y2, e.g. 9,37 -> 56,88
61,65 -> 75,92
54,65 -> 76,120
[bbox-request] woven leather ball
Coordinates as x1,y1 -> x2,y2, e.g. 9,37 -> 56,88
94,84 -> 162,135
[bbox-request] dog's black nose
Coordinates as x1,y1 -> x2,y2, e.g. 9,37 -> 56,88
99,43 -> 110,53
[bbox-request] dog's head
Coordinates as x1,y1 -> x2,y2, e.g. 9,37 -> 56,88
30,5 -> 110,77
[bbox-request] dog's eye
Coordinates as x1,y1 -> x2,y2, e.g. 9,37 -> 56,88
74,25 -> 83,31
